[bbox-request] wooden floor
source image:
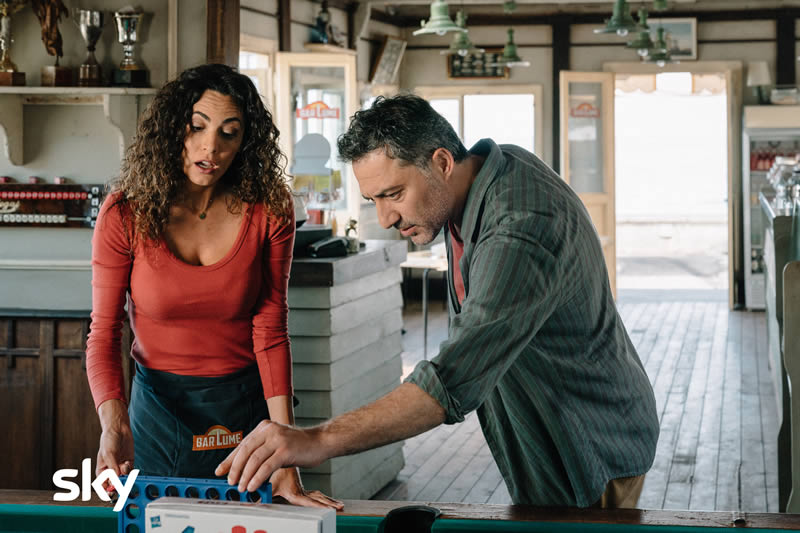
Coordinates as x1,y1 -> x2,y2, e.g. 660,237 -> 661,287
372,290 -> 779,512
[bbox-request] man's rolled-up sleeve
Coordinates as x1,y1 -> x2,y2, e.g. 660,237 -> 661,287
404,223 -> 563,424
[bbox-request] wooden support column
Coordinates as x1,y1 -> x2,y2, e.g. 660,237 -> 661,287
776,9 -> 796,85
38,320 -> 55,490
347,3 -> 357,50
278,0 -> 291,52
552,15 -> 570,174
207,0 -> 240,66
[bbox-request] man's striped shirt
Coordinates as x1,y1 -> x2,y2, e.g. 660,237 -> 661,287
405,139 -> 659,507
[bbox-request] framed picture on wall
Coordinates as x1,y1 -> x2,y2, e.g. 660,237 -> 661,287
447,49 -> 510,79
370,36 -> 407,84
648,18 -> 697,60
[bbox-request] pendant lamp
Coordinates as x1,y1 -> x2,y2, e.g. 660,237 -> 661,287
594,0 -> 643,37
644,27 -> 676,67
440,10 -> 485,57
413,0 -> 467,37
625,8 -> 654,57
488,28 -> 530,68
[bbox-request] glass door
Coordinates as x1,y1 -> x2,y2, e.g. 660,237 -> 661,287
276,52 -> 358,230
560,71 -> 617,297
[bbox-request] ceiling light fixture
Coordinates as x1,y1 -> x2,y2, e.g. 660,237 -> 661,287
488,28 -> 531,68
413,0 -> 467,37
644,27 -> 677,67
625,8 -> 654,57
652,0 -> 668,11
594,0 -> 643,37
440,10 -> 485,57
486,0 -> 529,68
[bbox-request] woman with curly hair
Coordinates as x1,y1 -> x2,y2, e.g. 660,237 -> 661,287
86,63 -> 342,509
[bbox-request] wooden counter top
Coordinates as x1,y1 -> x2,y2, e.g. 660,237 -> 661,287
289,239 -> 407,287
3,490 -> 800,529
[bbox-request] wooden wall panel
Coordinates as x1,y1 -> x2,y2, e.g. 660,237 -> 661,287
15,321 -> 38,348
56,321 -> 84,350
0,316 -> 132,489
54,357 -> 102,474
0,356 -> 42,489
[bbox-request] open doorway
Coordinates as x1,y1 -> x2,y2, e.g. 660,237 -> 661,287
614,72 -> 729,299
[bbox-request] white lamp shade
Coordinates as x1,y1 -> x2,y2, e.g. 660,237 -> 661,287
746,61 -> 771,87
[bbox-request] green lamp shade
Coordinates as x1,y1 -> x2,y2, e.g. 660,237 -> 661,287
413,0 -> 468,36
650,27 -> 669,55
440,10 -> 484,56
488,28 -> 530,68
627,31 -> 655,57
625,10 -> 653,56
652,0 -> 668,11
443,35 -> 485,56
594,0 -> 642,37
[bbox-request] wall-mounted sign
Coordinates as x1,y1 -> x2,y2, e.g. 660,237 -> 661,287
0,183 -> 104,228
296,101 -> 340,120
447,50 -> 509,80
570,102 -> 600,118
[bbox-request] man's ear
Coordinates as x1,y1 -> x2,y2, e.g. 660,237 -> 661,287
431,148 -> 455,181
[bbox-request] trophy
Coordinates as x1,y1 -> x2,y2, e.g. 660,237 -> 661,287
0,0 -> 27,86
32,0 -> 72,86
74,8 -> 103,86
112,7 -> 148,87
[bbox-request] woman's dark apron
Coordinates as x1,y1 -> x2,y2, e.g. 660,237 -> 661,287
129,363 -> 269,478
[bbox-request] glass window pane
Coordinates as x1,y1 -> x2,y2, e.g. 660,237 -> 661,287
429,98 -> 460,136
289,66 -> 348,211
567,81 -> 605,194
464,94 -> 534,153
239,51 -> 269,69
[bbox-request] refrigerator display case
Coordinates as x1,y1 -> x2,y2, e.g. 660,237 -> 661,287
742,106 -> 800,310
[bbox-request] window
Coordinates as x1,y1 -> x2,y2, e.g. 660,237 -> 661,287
417,85 -> 543,157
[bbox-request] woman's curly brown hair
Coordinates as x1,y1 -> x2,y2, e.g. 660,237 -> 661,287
111,63 -> 291,243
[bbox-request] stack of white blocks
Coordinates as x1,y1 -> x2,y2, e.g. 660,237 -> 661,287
288,240 -> 407,499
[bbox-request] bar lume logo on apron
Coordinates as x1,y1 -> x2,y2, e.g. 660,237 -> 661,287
193,425 -> 243,451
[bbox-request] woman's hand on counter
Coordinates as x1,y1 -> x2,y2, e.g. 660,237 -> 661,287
96,399 -> 135,489
269,466 -> 344,510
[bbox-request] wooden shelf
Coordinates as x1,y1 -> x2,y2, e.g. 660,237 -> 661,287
0,87 -> 157,95
0,88 -> 156,166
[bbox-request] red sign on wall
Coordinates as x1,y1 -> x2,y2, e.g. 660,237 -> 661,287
296,101 -> 341,119
570,102 -> 600,118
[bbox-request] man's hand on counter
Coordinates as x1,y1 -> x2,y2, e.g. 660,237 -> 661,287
216,382 -> 446,495
216,421 -> 327,493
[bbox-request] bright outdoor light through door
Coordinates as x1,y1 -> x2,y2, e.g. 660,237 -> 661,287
463,94 -> 534,152
615,71 -> 728,293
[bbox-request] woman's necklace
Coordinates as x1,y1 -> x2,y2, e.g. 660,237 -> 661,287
198,194 -> 214,220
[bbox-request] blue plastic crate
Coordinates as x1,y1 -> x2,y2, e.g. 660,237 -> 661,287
116,475 -> 271,533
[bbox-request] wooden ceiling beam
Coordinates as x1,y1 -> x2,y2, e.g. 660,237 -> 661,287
372,7 -> 800,27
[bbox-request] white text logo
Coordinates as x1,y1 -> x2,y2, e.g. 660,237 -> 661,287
52,458 -> 139,512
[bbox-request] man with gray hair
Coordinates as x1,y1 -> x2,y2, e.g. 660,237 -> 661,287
217,93 -> 659,508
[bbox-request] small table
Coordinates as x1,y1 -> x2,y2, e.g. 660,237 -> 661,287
400,249 -> 448,359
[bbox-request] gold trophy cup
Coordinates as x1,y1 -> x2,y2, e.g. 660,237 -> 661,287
0,0 -> 27,86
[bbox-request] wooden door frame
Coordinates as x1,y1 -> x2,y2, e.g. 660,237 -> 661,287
559,71 -> 617,297
240,34 -> 277,112
276,52 -> 359,227
603,61 -> 743,310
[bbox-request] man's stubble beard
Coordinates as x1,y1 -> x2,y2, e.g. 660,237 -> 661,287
413,173 -> 452,245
